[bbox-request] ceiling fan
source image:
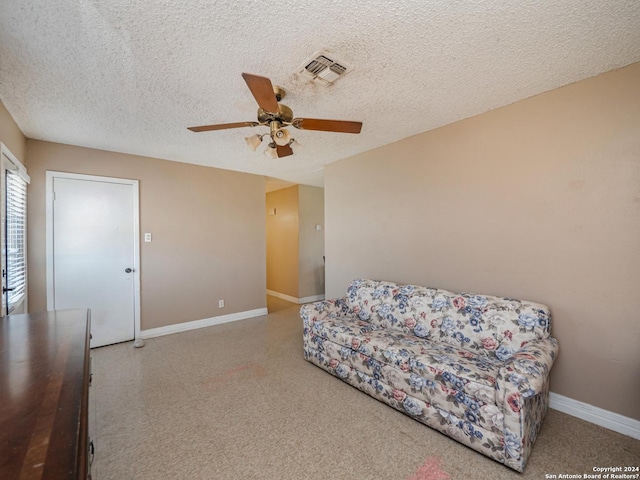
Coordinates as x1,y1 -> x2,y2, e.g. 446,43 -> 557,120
188,73 -> 363,158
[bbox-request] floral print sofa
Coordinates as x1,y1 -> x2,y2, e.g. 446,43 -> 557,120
301,279 -> 558,472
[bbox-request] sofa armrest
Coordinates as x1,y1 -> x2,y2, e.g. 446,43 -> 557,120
497,337 -> 559,399
300,298 -> 352,326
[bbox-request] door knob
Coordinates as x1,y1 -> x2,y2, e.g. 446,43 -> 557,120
125,268 -> 133,273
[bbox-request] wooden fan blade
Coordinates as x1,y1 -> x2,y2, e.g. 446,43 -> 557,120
242,73 -> 280,113
292,118 -> 362,134
188,121 -> 259,132
276,144 -> 294,158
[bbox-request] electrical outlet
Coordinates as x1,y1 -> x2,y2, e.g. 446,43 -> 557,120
218,300 -> 224,308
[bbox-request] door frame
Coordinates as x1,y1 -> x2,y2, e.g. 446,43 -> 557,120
45,171 -> 141,342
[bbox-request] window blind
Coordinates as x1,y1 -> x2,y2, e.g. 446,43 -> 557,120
5,169 -> 27,309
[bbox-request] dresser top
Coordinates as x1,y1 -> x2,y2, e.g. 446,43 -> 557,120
0,309 -> 91,480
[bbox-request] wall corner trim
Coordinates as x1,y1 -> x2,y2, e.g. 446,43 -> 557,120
266,289 -> 325,304
549,392 -> 640,440
140,308 -> 268,339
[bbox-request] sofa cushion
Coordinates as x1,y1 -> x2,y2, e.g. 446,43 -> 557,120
345,279 -> 551,360
309,316 -> 502,402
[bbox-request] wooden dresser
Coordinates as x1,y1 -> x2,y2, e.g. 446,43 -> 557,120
0,309 -> 92,479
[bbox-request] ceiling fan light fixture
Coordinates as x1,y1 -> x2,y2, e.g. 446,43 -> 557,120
245,134 -> 263,151
264,142 -> 278,159
273,128 -> 291,146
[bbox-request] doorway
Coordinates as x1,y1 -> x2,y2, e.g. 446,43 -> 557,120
265,184 -> 325,308
46,171 -> 141,348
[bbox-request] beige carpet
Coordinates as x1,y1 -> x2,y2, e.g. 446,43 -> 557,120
89,298 -> 640,479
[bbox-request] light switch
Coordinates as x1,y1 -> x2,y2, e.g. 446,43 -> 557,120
144,233 -> 152,242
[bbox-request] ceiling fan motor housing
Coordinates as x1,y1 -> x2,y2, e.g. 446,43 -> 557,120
257,104 -> 293,124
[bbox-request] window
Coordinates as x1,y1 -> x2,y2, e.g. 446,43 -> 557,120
5,170 -> 27,310
1,143 -> 29,315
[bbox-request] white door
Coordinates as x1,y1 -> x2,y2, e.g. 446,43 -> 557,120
47,173 -> 140,348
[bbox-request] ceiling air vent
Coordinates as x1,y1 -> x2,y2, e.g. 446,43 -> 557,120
296,50 -> 352,87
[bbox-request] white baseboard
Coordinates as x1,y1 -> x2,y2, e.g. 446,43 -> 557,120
549,392 -> 640,440
300,294 -> 326,304
267,289 -> 325,304
140,308 -> 268,339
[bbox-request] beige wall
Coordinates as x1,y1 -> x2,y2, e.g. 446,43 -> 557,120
0,100 -> 26,164
27,140 -> 266,330
266,186 -> 299,297
325,62 -> 640,419
298,185 -> 325,299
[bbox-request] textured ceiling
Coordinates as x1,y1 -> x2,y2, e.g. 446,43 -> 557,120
1,1 -> 639,187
